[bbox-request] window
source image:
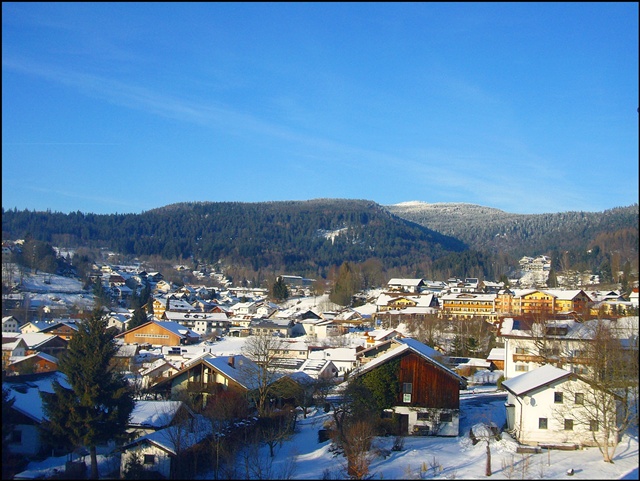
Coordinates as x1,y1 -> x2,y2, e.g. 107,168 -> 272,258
515,347 -> 527,354
589,420 -> 599,432
11,430 -> 22,443
572,365 -> 589,375
143,454 -> 155,465
538,418 -> 548,429
515,364 -> 529,372
574,393 -> 584,405
564,419 -> 574,431
440,412 -> 453,423
417,412 -> 430,420
402,383 -> 412,402
554,392 -> 564,404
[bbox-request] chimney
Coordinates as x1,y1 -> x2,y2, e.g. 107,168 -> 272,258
228,355 -> 234,367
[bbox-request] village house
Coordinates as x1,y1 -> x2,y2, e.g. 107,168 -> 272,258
2,315 -> 22,333
297,358 -> 339,380
162,310 -> 230,336
270,339 -> 311,360
138,358 -> 181,390
119,415 -> 212,479
18,332 -> 68,358
249,318 -> 304,337
106,312 -> 133,333
18,320 -> 51,334
502,364 -> 623,448
486,347 -> 505,371
375,292 -> 438,313
2,337 -> 28,370
386,278 -> 425,293
117,320 -> 200,347
38,320 -> 79,342
126,400 -> 194,440
498,316 -> 638,380
297,318 -> 345,340
151,354 -> 265,411
349,337 -> 467,436
2,371 -> 70,457
362,328 -> 404,346
307,346 -> 362,377
6,352 -> 58,375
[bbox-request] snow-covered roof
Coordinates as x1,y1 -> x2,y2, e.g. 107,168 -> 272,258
128,400 -> 184,428
486,348 -> 505,361
3,371 -> 71,423
124,415 -> 212,455
10,351 -> 58,365
376,293 -> 436,307
543,289 -> 590,300
308,347 -> 358,362
501,364 -> 571,396
351,337 -> 465,384
201,354 -> 267,390
499,316 -> 638,341
20,332 -> 58,349
387,278 -> 424,287
149,320 -> 200,339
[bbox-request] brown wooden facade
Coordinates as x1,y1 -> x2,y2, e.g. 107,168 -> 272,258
396,352 -> 461,409
120,322 -> 183,346
7,354 -> 58,375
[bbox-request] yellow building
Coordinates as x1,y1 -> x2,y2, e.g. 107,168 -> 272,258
440,293 -> 498,321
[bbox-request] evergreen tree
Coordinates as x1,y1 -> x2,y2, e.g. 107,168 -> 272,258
2,386 -> 16,473
330,261 -> 361,306
128,307 -> 148,330
271,276 -> 289,302
92,277 -> 111,308
41,309 -> 135,479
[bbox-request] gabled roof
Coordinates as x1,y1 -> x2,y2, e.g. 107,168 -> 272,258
2,371 -> 71,423
501,364 -> 571,396
9,351 -> 58,366
387,278 -> 424,287
123,416 -> 212,455
117,320 -> 200,340
19,332 -> 66,350
19,320 -> 51,332
350,337 -> 465,386
139,358 -> 178,377
2,338 -> 28,351
544,289 -> 591,301
157,354 -> 270,391
486,348 -> 505,361
128,400 -> 186,429
201,355 -> 267,390
499,316 -> 638,342
40,320 -> 79,332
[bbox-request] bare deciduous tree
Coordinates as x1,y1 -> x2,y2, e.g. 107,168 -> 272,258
552,317 -> 638,463
241,331 -> 287,416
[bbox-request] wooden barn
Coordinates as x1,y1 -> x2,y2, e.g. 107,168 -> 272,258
350,337 -> 467,436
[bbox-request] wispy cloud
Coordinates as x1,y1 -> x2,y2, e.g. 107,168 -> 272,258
20,183 -> 141,211
3,55 -> 574,213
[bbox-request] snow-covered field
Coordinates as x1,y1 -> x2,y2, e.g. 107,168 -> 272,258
17,390 -> 638,480
5,268 -> 96,312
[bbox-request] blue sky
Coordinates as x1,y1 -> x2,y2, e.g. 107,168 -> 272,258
2,2 -> 638,215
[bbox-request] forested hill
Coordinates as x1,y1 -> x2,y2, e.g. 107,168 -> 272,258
1,199 -> 467,277
387,201 -> 639,264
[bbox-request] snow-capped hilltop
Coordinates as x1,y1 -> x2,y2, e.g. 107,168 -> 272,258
388,201 -> 507,216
